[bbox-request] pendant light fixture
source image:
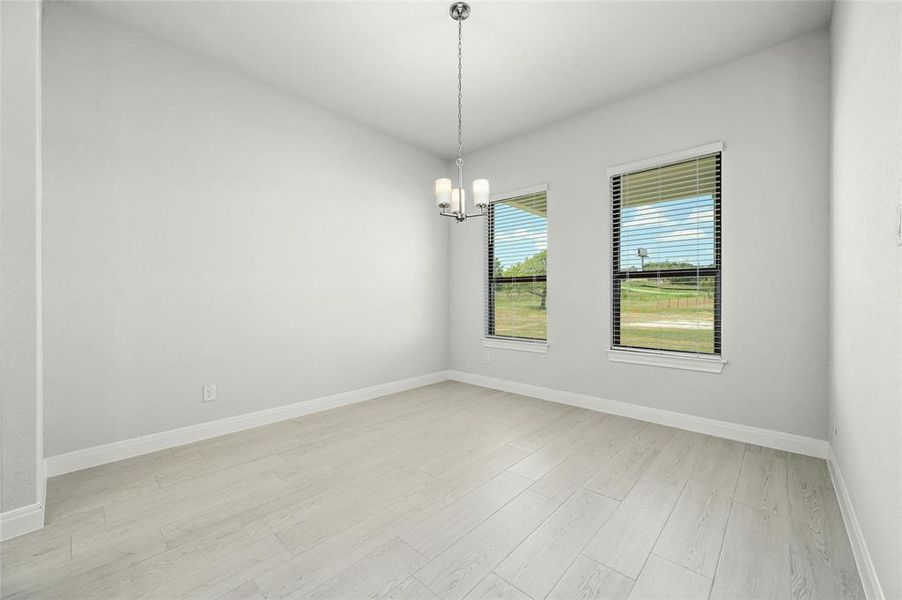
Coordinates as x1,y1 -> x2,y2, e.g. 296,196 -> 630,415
435,2 -> 489,222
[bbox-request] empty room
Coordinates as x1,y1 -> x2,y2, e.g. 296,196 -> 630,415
1,0 -> 900,598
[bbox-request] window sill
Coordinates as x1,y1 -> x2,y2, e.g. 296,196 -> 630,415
483,338 -> 549,354
607,349 -> 725,373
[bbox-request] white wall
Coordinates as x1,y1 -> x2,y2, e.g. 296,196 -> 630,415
830,2 -> 902,596
41,4 -> 448,457
1,0 -> 42,513
449,31 -> 831,440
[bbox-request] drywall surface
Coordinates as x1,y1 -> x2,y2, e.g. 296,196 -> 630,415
449,31 -> 831,439
830,1 -> 902,595
1,0 -> 41,512
42,4 -> 449,456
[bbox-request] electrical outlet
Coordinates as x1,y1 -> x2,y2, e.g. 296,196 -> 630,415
483,351 -> 492,364
896,199 -> 902,246
202,384 -> 216,403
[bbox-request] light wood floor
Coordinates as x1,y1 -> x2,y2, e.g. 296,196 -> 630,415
1,382 -> 864,599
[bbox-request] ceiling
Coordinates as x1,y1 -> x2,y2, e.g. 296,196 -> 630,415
77,1 -> 833,158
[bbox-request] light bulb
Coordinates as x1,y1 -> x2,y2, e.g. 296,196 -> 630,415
451,188 -> 467,214
473,179 -> 490,207
435,178 -> 452,208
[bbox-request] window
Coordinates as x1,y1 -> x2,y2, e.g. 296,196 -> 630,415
611,151 -> 721,356
486,188 -> 548,343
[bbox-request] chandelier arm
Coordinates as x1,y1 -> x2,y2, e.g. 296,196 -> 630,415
441,208 -> 485,222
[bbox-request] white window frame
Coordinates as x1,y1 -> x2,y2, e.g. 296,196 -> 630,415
606,142 -> 726,374
483,183 -> 550,354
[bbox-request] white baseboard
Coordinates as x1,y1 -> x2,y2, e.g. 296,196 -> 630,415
448,370 -> 828,458
0,502 -> 45,542
827,445 -> 885,600
45,371 -> 449,477
1,460 -> 48,542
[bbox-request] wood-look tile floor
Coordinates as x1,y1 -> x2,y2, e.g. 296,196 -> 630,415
1,382 -> 864,599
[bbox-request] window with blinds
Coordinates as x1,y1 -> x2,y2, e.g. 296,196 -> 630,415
486,190 -> 548,342
611,152 -> 721,355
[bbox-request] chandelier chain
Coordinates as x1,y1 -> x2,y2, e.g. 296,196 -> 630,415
456,17 -> 463,172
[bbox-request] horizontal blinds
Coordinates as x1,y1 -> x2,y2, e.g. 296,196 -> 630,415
486,192 -> 548,342
614,154 -> 720,273
611,152 -> 722,356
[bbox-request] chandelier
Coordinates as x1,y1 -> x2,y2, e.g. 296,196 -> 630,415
435,2 -> 489,223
